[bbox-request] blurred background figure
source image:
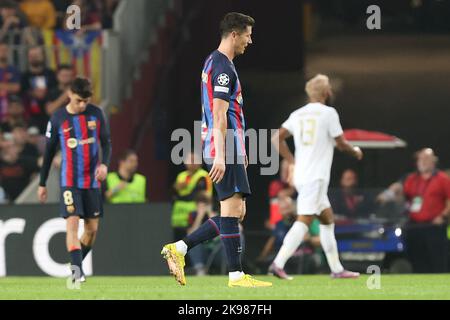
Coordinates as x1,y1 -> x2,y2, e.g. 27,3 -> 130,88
0,42 -> 20,121
400,148 -> 450,273
330,169 -> 374,219
27,126 -> 45,156
11,124 -> 39,163
0,95 -> 26,133
20,0 -> 56,30
45,64 -> 74,115
105,149 -> 146,203
266,159 -> 295,230
171,152 -> 212,241
0,137 -> 38,202
185,191 -> 223,276
0,0 -> 29,45
257,192 -> 323,275
20,46 -> 57,133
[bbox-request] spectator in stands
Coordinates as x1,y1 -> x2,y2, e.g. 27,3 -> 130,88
0,95 -> 26,133
45,64 -> 73,115
329,169 -> 374,219
0,137 -> 39,201
400,148 -> 450,273
0,42 -> 20,121
171,152 -> 212,241
20,0 -> 56,29
185,191 -> 222,276
267,159 -> 295,229
0,0 -> 29,45
105,150 -> 147,203
11,124 -> 39,163
20,45 -> 57,133
257,193 -> 322,274
27,125 -> 45,156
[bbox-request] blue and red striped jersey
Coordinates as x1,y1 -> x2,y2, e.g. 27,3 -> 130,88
39,104 -> 111,189
201,50 -> 246,159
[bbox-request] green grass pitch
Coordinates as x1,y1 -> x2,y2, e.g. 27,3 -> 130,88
1,275 -> 450,300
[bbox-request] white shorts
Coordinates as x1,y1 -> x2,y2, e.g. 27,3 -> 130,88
295,180 -> 331,215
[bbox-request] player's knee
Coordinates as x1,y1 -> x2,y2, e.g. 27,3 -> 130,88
221,196 -> 244,217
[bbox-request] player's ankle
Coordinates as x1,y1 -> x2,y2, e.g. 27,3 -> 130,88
174,240 -> 188,255
229,271 -> 244,281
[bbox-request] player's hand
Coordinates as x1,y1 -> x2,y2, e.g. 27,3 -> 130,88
353,146 -> 363,161
95,164 -> 108,181
209,157 -> 225,184
37,186 -> 47,204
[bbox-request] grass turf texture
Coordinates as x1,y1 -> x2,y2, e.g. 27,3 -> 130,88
1,275 -> 450,300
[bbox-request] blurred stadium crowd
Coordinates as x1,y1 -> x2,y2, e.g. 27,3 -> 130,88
0,0 -> 119,203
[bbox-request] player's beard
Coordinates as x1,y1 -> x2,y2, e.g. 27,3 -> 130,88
325,93 -> 334,106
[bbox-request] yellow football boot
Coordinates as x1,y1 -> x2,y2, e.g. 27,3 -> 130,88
161,243 -> 186,286
228,274 -> 273,288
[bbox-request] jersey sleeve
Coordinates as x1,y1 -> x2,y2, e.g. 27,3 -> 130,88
281,113 -> 295,134
98,108 -> 112,167
39,117 -> 59,187
212,62 -> 236,102
328,108 -> 344,138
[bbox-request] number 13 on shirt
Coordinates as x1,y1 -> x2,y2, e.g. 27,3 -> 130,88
299,118 -> 316,145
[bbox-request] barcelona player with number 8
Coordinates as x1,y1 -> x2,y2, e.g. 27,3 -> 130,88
38,77 -> 112,283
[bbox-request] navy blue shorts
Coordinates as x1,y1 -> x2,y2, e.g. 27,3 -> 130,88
60,187 -> 103,219
205,162 -> 251,201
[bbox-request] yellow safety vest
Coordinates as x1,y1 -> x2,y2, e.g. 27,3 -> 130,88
171,169 -> 212,227
106,173 -> 147,203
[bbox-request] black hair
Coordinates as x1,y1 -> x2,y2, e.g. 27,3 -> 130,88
119,149 -> 137,162
220,12 -> 255,38
70,77 -> 92,99
57,64 -> 73,72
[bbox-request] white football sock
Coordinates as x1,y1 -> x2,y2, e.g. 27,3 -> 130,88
319,224 -> 344,274
175,240 -> 187,256
273,221 -> 308,269
229,271 -> 244,281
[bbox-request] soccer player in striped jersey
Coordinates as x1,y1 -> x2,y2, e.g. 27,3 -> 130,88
38,77 -> 111,283
162,12 -> 271,288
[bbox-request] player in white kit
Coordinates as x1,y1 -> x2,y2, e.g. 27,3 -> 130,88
269,74 -> 363,280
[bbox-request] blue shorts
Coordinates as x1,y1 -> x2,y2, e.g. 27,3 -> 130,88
60,187 -> 103,219
205,162 -> 251,201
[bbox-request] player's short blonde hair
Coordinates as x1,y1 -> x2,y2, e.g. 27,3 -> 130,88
305,74 -> 331,101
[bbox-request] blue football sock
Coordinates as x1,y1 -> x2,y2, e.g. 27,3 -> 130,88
220,217 -> 242,272
81,243 -> 91,260
183,216 -> 221,250
69,248 -> 84,277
